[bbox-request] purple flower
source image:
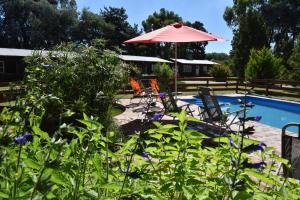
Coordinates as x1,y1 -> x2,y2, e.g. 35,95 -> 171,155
242,143 -> 266,153
15,136 -> 28,144
229,137 -> 238,148
229,137 -> 235,147
23,133 -> 33,141
128,171 -> 141,179
242,160 -> 266,169
152,113 -> 163,121
159,92 -> 166,99
15,133 -> 33,144
43,64 -> 52,70
142,152 -> 150,158
255,116 -> 262,122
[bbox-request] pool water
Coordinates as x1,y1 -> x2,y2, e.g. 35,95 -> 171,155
183,95 -> 300,133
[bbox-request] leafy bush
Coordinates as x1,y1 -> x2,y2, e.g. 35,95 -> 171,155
1,108 -> 300,199
245,48 -> 283,81
208,64 -> 232,78
23,42 -> 131,133
153,63 -> 173,80
153,63 -> 173,91
287,34 -> 300,81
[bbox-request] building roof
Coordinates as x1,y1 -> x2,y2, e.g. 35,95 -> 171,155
119,55 -> 172,63
0,48 -> 50,57
171,58 -> 218,65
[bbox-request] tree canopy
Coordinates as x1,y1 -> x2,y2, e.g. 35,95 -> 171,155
224,0 -> 300,78
0,0 -> 77,49
0,3 -> 212,61
0,2 -> 140,52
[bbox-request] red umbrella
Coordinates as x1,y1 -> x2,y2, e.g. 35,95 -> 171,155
124,23 -> 224,98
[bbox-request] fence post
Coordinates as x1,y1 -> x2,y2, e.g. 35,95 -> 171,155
266,83 -> 269,96
206,79 -> 209,87
235,79 -> 239,93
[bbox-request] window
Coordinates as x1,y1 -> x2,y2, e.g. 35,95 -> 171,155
183,65 -> 192,73
203,66 -> 207,72
0,61 -> 4,73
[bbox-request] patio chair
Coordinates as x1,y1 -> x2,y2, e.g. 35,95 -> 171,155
281,123 -> 300,180
198,87 -> 245,132
129,78 -> 155,105
149,79 -> 160,94
159,92 -> 194,118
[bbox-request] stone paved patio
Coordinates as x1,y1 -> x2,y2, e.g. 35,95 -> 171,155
114,96 -> 288,155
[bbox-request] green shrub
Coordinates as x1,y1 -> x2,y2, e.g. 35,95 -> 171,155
23,42 -> 131,134
153,63 -> 173,79
0,109 -> 300,199
245,48 -> 284,81
287,34 -> 300,81
208,64 -> 232,78
153,63 -> 173,91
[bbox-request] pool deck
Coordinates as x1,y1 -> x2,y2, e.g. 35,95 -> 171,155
114,95 -> 297,155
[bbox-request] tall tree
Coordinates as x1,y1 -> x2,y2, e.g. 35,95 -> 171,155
0,0 -> 77,49
224,0 -> 300,77
224,0 -> 269,77
72,8 -> 112,44
287,34 -> 300,81
100,6 -> 140,52
262,0 -> 300,61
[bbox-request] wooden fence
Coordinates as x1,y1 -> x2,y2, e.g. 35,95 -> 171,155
1,77 -> 300,103
127,76 -> 300,98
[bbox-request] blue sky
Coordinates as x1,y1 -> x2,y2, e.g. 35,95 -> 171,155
76,0 -> 233,54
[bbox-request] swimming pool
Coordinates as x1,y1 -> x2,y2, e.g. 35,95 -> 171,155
183,95 -> 300,133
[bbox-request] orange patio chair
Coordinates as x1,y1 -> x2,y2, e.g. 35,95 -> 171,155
149,79 -> 160,94
129,78 -> 153,105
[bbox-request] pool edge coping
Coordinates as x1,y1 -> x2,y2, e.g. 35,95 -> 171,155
179,94 -> 300,105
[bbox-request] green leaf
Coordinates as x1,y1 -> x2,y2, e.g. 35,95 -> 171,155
271,154 -> 289,166
160,124 -> 178,129
244,169 -> 277,186
183,186 -> 193,199
278,186 -> 288,199
62,109 -> 75,117
99,183 -> 121,191
178,110 -> 187,123
32,126 -> 50,141
77,119 -> 102,131
0,191 -> 9,198
51,173 -> 68,186
84,189 -> 98,198
24,158 -> 41,170
233,191 -> 253,200
150,134 -> 163,140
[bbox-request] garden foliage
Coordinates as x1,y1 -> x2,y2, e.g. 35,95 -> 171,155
0,107 -> 300,199
208,64 -> 232,78
287,34 -> 300,81
153,63 -> 173,92
23,43 -> 130,134
245,48 -> 283,81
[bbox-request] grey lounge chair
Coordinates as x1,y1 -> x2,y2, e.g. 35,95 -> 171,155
198,87 -> 244,132
159,92 -> 195,118
282,123 -> 300,180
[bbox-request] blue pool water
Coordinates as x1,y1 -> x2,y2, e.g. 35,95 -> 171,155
183,95 -> 300,133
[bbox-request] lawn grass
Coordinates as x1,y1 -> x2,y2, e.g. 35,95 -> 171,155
111,107 -> 124,117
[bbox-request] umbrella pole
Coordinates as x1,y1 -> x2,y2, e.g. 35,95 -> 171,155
175,43 -> 178,100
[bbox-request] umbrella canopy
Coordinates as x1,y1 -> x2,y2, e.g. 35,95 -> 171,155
124,23 -> 224,98
124,23 -> 224,43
